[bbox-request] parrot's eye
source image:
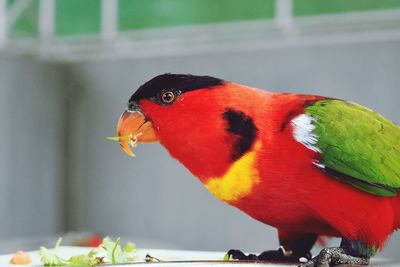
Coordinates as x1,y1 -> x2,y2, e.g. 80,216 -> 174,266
161,91 -> 176,104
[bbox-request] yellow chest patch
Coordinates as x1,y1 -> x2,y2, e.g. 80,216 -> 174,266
205,141 -> 262,203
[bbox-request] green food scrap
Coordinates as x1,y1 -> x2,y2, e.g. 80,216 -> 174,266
101,237 -> 137,264
66,251 -> 105,267
123,242 -> 136,253
223,253 -> 231,261
39,238 -> 65,266
106,136 -> 129,141
39,236 -> 137,266
39,246 -> 65,266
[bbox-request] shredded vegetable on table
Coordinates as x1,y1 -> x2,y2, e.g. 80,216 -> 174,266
38,237 -> 137,266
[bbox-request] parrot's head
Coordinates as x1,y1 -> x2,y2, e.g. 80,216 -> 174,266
116,73 -> 267,180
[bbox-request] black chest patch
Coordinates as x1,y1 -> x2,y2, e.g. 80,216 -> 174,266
223,109 -> 258,161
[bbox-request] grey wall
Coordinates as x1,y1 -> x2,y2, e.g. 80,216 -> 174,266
65,39 -> 400,255
1,37 -> 400,258
0,56 -> 66,240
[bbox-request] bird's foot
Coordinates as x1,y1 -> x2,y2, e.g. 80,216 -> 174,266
227,247 -> 311,263
300,247 -> 369,267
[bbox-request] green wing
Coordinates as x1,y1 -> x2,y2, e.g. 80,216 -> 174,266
305,99 -> 400,196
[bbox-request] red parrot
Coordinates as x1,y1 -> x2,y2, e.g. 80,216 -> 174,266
114,74 -> 400,267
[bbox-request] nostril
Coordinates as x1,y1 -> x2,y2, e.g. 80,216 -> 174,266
127,102 -> 133,111
127,101 -> 138,111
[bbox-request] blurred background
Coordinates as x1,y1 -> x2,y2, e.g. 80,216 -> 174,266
1,0 -> 400,259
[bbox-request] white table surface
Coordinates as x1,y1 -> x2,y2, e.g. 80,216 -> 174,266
0,246 -> 398,266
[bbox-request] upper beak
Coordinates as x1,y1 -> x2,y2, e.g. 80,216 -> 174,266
116,110 -> 159,156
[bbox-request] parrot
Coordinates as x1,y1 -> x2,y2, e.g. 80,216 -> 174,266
114,73 -> 400,267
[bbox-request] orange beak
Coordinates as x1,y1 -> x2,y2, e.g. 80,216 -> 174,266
116,110 -> 159,156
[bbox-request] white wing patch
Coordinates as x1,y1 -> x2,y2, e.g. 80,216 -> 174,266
312,160 -> 326,169
291,114 -> 321,153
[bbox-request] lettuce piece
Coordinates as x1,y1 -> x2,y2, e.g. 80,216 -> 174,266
39,236 -> 137,266
101,237 -> 137,264
223,253 -> 231,261
66,251 -> 104,267
38,238 -> 66,266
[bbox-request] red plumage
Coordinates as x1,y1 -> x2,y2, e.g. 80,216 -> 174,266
139,82 -> 400,250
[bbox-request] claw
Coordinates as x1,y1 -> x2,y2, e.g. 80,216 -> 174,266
299,247 -> 370,267
227,248 -> 310,263
227,249 -> 257,260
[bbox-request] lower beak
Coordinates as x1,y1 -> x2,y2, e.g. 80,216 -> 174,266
116,110 -> 159,156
